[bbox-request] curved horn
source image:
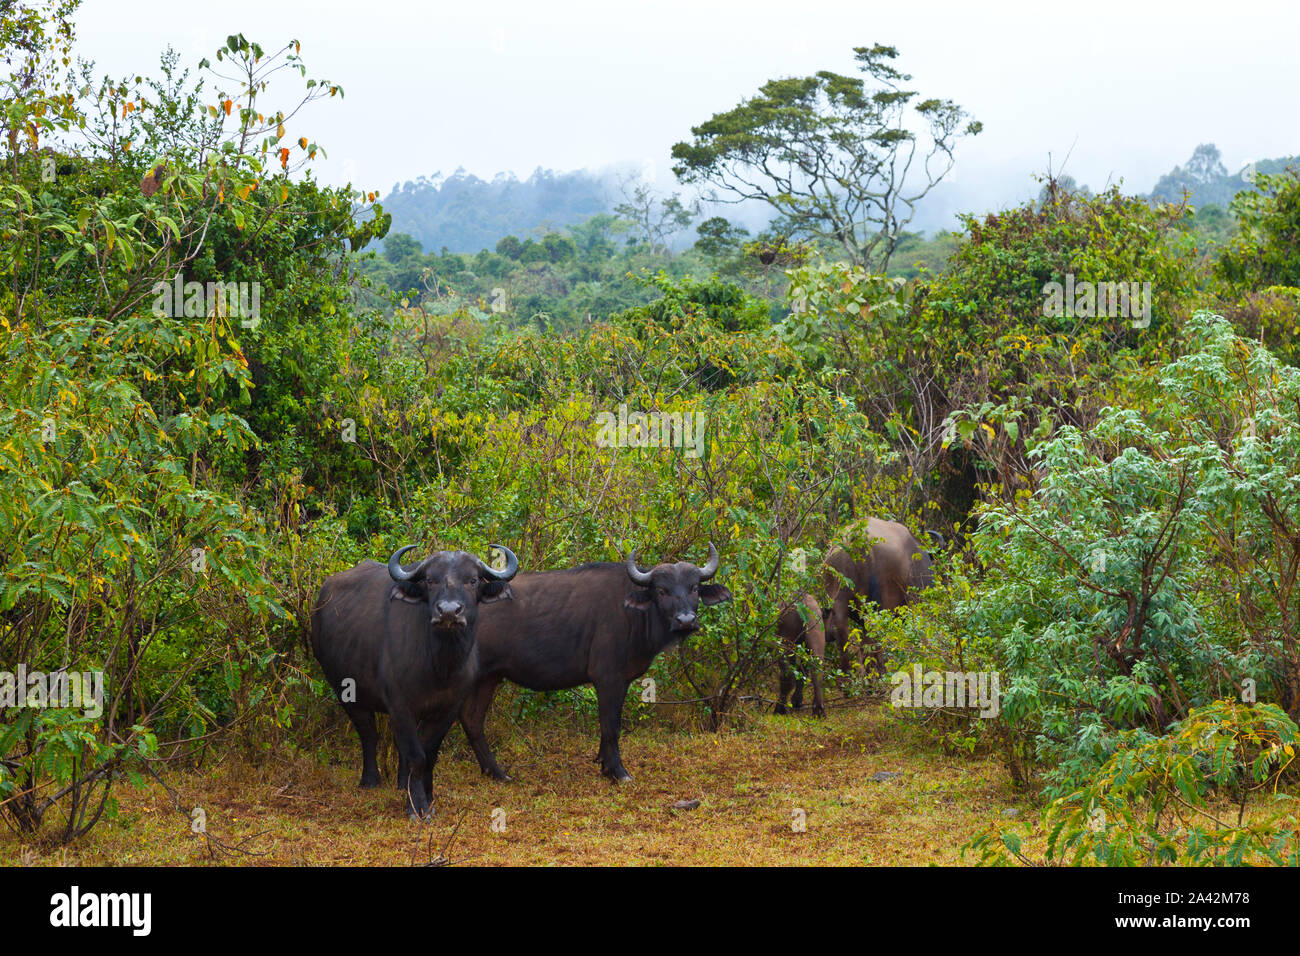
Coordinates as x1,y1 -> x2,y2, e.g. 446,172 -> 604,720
626,549 -> 654,586
387,545 -> 420,582
925,529 -> 946,550
698,541 -> 719,581
478,544 -> 519,581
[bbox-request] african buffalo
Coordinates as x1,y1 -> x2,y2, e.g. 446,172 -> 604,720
774,593 -> 827,717
459,544 -> 733,783
823,517 -> 937,675
310,544 -> 519,817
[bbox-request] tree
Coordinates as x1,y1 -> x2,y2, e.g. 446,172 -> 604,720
568,213 -> 627,262
519,238 -> 549,264
964,313 -> 1300,799
614,175 -> 697,255
1212,167 -> 1300,364
1036,173 -> 1092,207
694,216 -> 750,264
0,19 -> 379,839
383,232 -> 423,264
1186,142 -> 1229,183
671,44 -> 981,272
1147,142 -> 1279,209
495,234 -> 523,259
540,232 -> 577,264
1217,168 -> 1300,292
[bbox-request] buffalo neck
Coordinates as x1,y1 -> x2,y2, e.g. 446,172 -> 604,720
631,604 -> 686,669
421,623 -> 476,680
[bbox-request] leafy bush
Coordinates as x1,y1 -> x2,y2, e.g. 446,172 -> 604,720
966,312 -> 1300,795
966,701 -> 1299,866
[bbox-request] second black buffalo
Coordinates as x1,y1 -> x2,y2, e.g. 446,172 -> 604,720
459,544 -> 732,782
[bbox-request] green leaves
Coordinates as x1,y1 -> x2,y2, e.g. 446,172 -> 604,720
967,701 -> 1299,866
965,311 -> 1300,798
775,259 -> 910,368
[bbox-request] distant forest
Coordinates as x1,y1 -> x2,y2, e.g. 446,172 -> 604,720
1148,143 -> 1297,208
382,167 -> 611,254
378,143 -> 1297,262
359,143 -> 1293,332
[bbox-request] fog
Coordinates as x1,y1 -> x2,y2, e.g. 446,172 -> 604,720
74,0 -> 1298,231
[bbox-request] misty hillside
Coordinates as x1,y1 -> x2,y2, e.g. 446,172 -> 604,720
382,167 -> 611,253
1147,143 -> 1298,209
381,144 -> 1299,258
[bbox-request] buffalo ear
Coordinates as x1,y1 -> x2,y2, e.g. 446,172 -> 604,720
479,580 -> 514,604
623,588 -> 653,612
699,583 -> 733,606
389,583 -> 425,605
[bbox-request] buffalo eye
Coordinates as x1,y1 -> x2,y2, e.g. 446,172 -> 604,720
469,576 -> 478,587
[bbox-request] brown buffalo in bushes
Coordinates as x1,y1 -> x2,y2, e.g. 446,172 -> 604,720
824,517 -> 937,674
774,593 -> 827,717
776,519 -> 940,713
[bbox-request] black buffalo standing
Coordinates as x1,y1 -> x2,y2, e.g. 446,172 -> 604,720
459,544 -> 732,783
311,544 -> 519,817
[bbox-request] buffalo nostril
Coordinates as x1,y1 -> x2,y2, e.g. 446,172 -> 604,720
432,601 -> 466,626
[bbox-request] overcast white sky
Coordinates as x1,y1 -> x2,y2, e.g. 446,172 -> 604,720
72,0 -> 1298,228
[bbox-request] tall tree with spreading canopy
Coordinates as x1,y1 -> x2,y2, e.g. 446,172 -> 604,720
671,44 -> 981,272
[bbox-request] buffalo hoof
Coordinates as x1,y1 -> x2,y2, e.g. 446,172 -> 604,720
407,803 -> 434,822
482,766 -> 512,782
773,703 -> 788,715
359,774 -> 382,789
812,706 -> 826,719
606,770 -> 633,785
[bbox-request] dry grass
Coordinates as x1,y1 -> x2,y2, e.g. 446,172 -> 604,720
1,703 -> 1029,866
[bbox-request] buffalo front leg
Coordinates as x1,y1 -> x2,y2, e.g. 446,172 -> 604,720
595,679 -> 633,783
419,709 -> 461,800
802,596 -> 827,719
775,654 -> 795,715
390,709 -> 431,819
459,674 -> 511,780
828,594 -> 853,684
342,703 -> 381,788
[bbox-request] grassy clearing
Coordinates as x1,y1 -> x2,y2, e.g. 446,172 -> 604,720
2,703 -> 1030,866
